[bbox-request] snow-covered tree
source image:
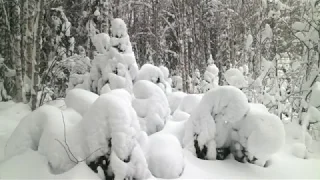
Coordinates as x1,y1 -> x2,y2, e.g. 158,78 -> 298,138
89,18 -> 138,95
201,55 -> 219,93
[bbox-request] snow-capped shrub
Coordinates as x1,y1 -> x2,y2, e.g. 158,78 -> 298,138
145,133 -> 184,179
291,143 -> 308,159
135,64 -> 171,93
183,86 -> 250,160
132,80 -> 171,135
81,89 -> 152,179
65,88 -> 99,116
224,68 -> 248,89
167,91 -> 187,114
231,105 -> 285,167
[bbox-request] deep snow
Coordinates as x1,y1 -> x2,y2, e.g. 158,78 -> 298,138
0,101 -> 320,179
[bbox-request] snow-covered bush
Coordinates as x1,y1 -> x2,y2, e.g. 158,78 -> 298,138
135,64 -> 171,94
183,86 -> 250,160
291,143 -> 308,159
231,103 -> 285,167
64,88 -> 99,116
81,89 -> 152,179
144,133 -> 184,179
132,80 -> 171,135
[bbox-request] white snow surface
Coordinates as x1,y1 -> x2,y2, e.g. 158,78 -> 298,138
0,101 -> 320,179
145,133 -> 184,179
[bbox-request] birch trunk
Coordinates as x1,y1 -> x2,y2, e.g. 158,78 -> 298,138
31,0 -> 45,110
11,0 -> 23,102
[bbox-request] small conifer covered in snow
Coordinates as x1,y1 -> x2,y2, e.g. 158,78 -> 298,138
89,18 -> 138,95
201,55 -> 219,93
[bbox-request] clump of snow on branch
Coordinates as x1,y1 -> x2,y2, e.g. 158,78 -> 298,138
132,80 -> 170,135
224,68 -> 248,89
136,64 -> 171,94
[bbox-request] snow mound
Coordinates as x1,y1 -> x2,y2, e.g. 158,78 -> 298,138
5,105 -> 64,159
38,108 -> 83,173
5,104 -> 82,173
184,86 -> 250,160
291,143 -> 308,159
231,106 -> 285,166
167,91 -> 187,114
146,133 -> 184,179
133,80 -> 170,135
65,88 -> 99,116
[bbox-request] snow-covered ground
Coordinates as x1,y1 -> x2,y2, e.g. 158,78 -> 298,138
0,101 -> 319,179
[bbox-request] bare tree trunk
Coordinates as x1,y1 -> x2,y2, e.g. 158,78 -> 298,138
31,0 -> 45,110
11,0 -> 24,102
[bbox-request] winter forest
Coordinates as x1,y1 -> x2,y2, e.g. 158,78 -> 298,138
0,0 -> 320,179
